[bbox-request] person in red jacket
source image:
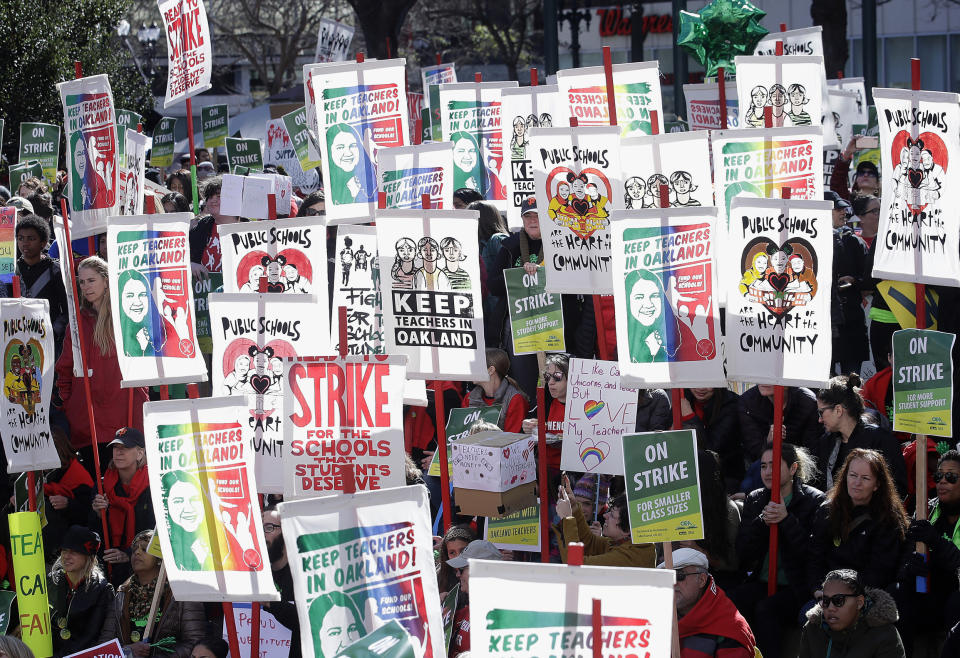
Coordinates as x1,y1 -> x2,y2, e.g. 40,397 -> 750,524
521,352 -> 568,469
463,348 -> 529,432
55,256 -> 149,477
661,548 -> 757,658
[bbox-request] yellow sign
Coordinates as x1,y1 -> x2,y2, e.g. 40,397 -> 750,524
147,530 -> 163,559
9,512 -> 51,657
484,504 -> 540,551
877,281 -> 939,330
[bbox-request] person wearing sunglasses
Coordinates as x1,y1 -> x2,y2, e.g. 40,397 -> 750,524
260,504 -> 302,658
657,548 -> 756,658
811,374 -> 907,498
522,353 -> 568,472
799,569 -> 904,658
895,450 -> 960,649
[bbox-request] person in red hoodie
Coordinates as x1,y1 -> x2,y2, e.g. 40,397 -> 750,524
463,348 -> 529,432
660,548 -> 756,658
55,256 -> 149,477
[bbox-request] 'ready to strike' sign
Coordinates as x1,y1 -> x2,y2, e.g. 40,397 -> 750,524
283,354 -> 407,498
892,329 -> 955,437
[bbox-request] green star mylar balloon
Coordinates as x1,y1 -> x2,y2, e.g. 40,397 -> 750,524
678,0 -> 769,78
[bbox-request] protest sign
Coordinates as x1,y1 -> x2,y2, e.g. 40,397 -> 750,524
610,207 -> 725,388
108,214 -> 206,387
622,429 -> 704,543
711,127 -> 824,232
277,485 -> 444,658
151,117 -> 178,168
58,74 -> 119,238
218,216 -> 328,299
115,109 -> 141,167
376,142 -> 454,209
441,585 -> 458,654
119,129 -> 148,216
871,89 -> 960,286
484,504 -> 540,551
560,358 -> 638,476
555,61 -> 664,137
225,173 -> 292,219
201,104 -> 229,148
223,603 -> 293,658
52,219 -> 83,377
302,63 -> 336,168
209,294 -> 328,494
0,207 -> 13,283
158,0 -> 213,107
828,77 -> 869,125
892,329 -> 955,437
620,130 -> 713,209
683,81 -> 739,130
9,162 -> 43,192
0,298 -> 59,473
225,137 -> 264,173
9,511 -> 51,657
723,197 -> 833,386
529,126 -> 622,294
469,559 -> 674,658
504,266 -> 564,355
439,81 -> 519,209
193,271 -> 221,355
422,63 -> 457,142
316,59 -> 410,223
828,89 -> 859,151
754,25 -> 838,148
734,56 -> 825,129
265,119 -> 319,195
376,210 -> 487,380
426,405 -> 503,478
64,639 -> 124,658
18,122 -> 60,186
283,354 -> 407,498
144,396 -> 279,602
0,590 -> 15,634
282,106 -> 324,173
331,226 -> 383,355
500,85 -> 559,228
314,17 -> 354,62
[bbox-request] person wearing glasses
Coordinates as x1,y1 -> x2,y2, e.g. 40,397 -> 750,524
99,530 -> 205,656
658,548 -> 756,658
260,504 -> 301,658
810,375 -> 907,498
799,569 -> 905,658
522,353 -> 567,466
806,449 -> 908,600
895,450 -> 960,649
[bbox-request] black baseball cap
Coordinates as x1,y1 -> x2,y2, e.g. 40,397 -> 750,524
520,197 -> 538,214
824,190 -> 851,210
61,525 -> 102,556
855,161 -> 879,179
108,427 -> 145,450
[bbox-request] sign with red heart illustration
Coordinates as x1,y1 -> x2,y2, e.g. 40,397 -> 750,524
210,294 -> 329,493
872,88 -> 960,286
531,126 -> 624,294
724,197 -> 833,387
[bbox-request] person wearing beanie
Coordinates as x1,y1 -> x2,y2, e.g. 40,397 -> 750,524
48,525 -> 115,657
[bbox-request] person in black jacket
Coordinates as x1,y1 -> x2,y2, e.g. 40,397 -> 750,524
827,191 -> 870,375
730,442 -> 825,658
634,389 -> 672,432
15,214 -> 68,353
48,525 -> 115,658
806,448 -> 908,597
189,176 -> 240,277
261,504 -> 301,658
738,385 -> 820,462
810,374 -> 908,498
681,388 -> 743,493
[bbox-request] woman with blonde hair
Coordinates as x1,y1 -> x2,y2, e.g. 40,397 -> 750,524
55,256 -> 149,475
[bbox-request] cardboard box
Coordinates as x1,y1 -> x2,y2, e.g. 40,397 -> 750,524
453,481 -> 538,518
450,430 -> 536,493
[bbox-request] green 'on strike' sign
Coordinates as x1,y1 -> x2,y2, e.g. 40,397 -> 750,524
893,329 -> 954,437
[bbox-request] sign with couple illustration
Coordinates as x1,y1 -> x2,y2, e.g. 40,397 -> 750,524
209,294 -> 328,494
723,197 -> 833,387
870,88 -> 960,286
144,396 -> 280,602
314,58 -> 410,224
530,126 -> 623,295
108,214 -> 207,387
610,207 -> 725,388
278,486 -> 444,658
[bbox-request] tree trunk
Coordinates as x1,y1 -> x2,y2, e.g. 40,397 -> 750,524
348,0 -> 420,60
811,0 -> 848,79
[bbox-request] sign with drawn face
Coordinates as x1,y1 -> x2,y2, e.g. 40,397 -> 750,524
735,56 -> 824,131
422,63 -> 457,142
620,131 -> 712,209
555,61 -> 664,137
871,88 -> 960,286
209,294 -> 328,494
530,126 -> 623,294
724,197 -> 833,386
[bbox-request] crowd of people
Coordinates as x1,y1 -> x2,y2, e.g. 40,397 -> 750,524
0,129 -> 954,658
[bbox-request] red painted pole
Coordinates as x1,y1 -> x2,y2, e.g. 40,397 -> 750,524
435,53 -> 442,66
414,119 -> 422,145
536,384 -> 549,562
474,72 -> 482,83
602,47 -> 617,127
531,68 -> 539,87
385,36 -> 392,59
59,198 -> 111,549
356,52 -> 365,64
592,598 -> 603,658
717,67 -> 728,130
